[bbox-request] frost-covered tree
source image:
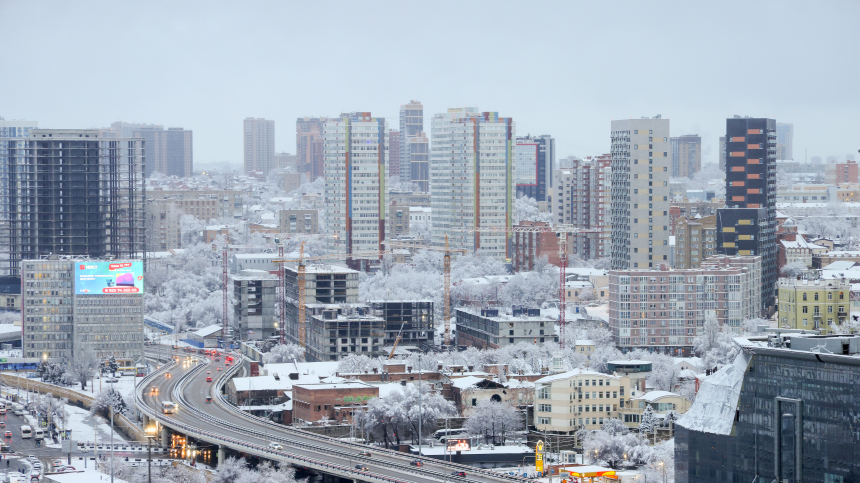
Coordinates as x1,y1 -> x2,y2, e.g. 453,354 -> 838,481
577,419 -> 644,469
693,313 -> 739,370
91,387 -> 130,417
513,195 -> 552,224
498,268 -> 559,308
107,355 -> 119,377
264,343 -> 305,364
34,394 -> 68,434
336,354 -> 383,374
645,353 -> 681,392
639,404 -> 656,436
65,344 -> 99,390
0,311 -> 19,325
781,260 -> 808,278
588,344 -> 623,373
464,400 -> 523,445
358,383 -> 455,447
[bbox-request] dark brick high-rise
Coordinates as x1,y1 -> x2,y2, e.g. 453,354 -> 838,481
717,117 -> 777,314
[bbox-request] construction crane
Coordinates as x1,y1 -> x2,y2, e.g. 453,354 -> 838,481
451,224 -> 602,349
387,320 -> 407,359
273,245 -> 391,355
384,236 -> 467,348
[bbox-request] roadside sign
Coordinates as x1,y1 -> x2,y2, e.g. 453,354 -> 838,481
535,440 -> 544,473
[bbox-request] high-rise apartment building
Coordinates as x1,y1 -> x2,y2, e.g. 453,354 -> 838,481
296,117 -> 331,180
610,117 -> 671,270
0,118 -> 38,289
551,155 -> 611,260
388,130 -> 401,186
673,214 -> 717,269
145,200 -> 183,251
775,122 -> 793,160
515,135 -> 555,202
670,135 -> 701,178
1,130 -> 145,279
718,136 -> 726,171
430,108 -> 515,261
323,112 -> 388,260
407,132 -> 429,192
22,258 -> 144,362
718,116 -> 777,314
243,118 -> 275,176
131,126 -> 193,178
399,100 -> 423,185
609,255 -> 761,352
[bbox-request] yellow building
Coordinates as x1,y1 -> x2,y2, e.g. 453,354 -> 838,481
619,391 -> 692,428
778,279 -> 850,333
534,369 -> 636,433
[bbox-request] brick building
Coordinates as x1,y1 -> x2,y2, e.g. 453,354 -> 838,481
292,382 -> 379,425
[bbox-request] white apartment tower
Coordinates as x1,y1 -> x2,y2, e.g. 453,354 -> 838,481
610,117 -> 671,269
430,108 -> 515,261
323,112 -> 388,259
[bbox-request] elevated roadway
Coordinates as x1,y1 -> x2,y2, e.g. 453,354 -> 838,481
137,351 -> 528,483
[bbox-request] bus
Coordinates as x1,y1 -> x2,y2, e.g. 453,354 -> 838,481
20,425 -> 32,439
34,429 -> 44,441
118,366 -> 137,377
433,428 -> 467,443
161,401 -> 178,414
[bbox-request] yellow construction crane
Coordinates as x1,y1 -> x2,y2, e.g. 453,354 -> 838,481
387,320 -> 407,359
385,235 -> 467,348
273,243 -> 391,355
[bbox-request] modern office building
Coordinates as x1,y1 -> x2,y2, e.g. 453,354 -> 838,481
399,100 -> 423,185
130,126 -> 193,177
22,258 -> 144,362
551,155 -> 611,260
368,300 -> 434,349
673,214 -> 717,269
243,118 -> 275,176
670,135 -> 701,178
407,132 -> 430,192
515,135 -> 555,202
323,112 -> 388,264
609,255 -> 761,353
296,117 -> 329,180
233,269 -> 279,341
675,333 -> 860,483
430,108 -> 515,261
455,306 -> 557,349
609,117 -> 672,270
718,116 -> 778,314
1,129 -> 146,279
777,278 -> 850,333
776,122 -> 793,160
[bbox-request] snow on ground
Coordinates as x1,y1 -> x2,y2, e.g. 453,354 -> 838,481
62,403 -> 128,445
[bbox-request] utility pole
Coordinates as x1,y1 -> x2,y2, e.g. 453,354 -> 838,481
418,353 -> 422,457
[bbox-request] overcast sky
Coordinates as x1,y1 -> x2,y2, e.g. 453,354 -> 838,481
1,1 -> 857,168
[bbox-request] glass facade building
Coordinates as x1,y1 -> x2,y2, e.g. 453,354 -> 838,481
676,336 -> 860,482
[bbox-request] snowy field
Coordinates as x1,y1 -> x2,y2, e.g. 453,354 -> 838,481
61,404 -> 127,446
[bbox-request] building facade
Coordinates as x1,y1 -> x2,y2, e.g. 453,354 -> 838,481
296,117 -> 329,181
145,200 -> 183,251
610,117 -> 671,270
1,130 -> 145,279
670,135 -> 701,178
777,278 -> 849,333
720,116 -> 778,314
430,108 -> 515,261
551,155 -> 611,260
455,307 -> 556,349
233,269 -> 279,341
399,100 -> 423,185
825,160 -> 858,185
146,189 -> 243,220
534,369 -> 636,433
22,258 -> 144,363
133,126 -> 193,178
368,300 -> 434,349
407,132 -> 430,192
279,209 -> 319,234
609,255 -> 761,352
388,130 -> 400,186
284,264 -> 359,350
673,215 -> 717,269
675,335 -> 860,483
514,135 -> 555,202
323,112 -> 388,260
775,122 -> 793,160
243,118 -> 275,176
304,304 -> 385,361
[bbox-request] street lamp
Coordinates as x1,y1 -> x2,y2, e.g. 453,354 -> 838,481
146,425 -> 159,483
105,378 -> 118,483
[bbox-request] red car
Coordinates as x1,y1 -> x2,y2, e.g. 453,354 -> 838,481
206,376 -> 213,382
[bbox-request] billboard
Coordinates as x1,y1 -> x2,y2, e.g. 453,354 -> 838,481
75,261 -> 144,295
446,439 -> 471,452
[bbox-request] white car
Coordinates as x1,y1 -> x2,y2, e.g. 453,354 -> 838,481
268,442 -> 283,450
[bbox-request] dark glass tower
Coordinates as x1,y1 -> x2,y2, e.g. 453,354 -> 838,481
717,117 -> 777,314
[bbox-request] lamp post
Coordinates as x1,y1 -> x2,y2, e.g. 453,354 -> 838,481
418,352 -> 423,457
146,425 -> 158,483
105,378 -> 118,483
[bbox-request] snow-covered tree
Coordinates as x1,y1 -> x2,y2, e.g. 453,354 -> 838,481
513,195 -> 552,224
588,344 -> 623,373
91,387 -> 130,417
693,313 -> 739,370
34,394 -> 68,434
577,419 -> 644,469
0,312 -> 19,325
336,354 -> 383,374
107,355 -> 119,377
65,344 -> 99,390
645,353 -> 681,392
498,268 -> 559,308
464,400 -> 523,445
358,383 -> 455,447
639,404 -> 656,436
264,343 -> 305,364
781,260 -> 808,278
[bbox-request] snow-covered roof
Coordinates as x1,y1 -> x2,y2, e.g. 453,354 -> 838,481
564,267 -> 608,277
193,325 -> 222,338
822,261 -> 858,271
295,381 -> 373,391
780,235 -> 826,250
633,391 -> 682,402
535,368 -> 611,384
450,375 -> 490,390
234,253 -> 279,260
42,468 -> 130,483
575,340 -> 595,346
265,361 -> 340,379
565,281 -> 593,289
609,359 -> 651,365
677,351 -> 751,435
232,373 -> 319,392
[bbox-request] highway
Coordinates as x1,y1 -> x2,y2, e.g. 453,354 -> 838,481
138,350 -> 529,483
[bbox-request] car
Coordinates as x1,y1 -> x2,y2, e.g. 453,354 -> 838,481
217,366 -> 222,371
27,455 -> 37,461
206,370 -> 211,374
215,357 -> 220,362
13,409 -> 23,416
0,421 -> 5,428
165,372 -> 172,379
451,471 -> 466,477
105,378 -> 119,383
206,376 -> 212,382
354,465 -> 368,471
358,451 -> 371,456
32,463 -> 41,470
150,387 -> 158,395
268,442 -> 283,450
205,396 -> 212,403
410,460 -> 423,467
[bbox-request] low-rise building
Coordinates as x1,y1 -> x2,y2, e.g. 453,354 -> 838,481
230,253 -> 279,274
450,375 -> 534,416
292,381 -> 378,425
456,306 -> 557,349
777,278 -> 850,333
279,209 -> 319,234
534,368 -> 638,433
186,325 -> 223,348
620,390 -> 692,427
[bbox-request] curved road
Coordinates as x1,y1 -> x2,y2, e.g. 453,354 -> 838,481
138,350 -> 528,483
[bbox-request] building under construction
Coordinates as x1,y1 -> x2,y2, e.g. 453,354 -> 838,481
283,264 -> 359,350
304,303 -> 385,362
0,129 -> 145,281
368,300 -> 434,350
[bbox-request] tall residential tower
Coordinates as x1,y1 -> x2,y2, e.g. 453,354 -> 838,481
515,134 -> 555,202
399,101 -> 423,186
243,118 -> 275,176
609,117 -> 671,269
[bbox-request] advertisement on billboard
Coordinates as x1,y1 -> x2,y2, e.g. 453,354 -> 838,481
446,439 -> 471,452
75,261 -> 144,295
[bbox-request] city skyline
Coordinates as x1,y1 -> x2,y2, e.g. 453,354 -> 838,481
0,1 -> 857,167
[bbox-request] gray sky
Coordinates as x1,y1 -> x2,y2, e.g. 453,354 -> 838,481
1,0 -> 857,167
